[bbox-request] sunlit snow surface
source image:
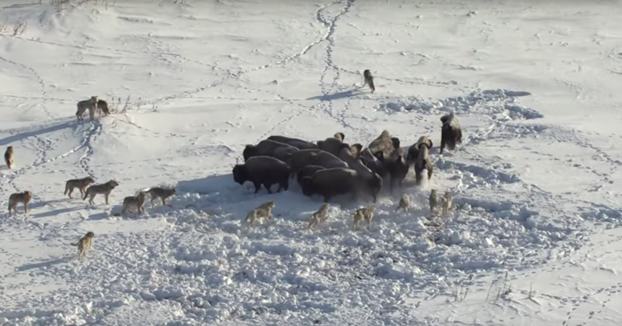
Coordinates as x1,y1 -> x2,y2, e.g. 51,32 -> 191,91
0,1 -> 621,325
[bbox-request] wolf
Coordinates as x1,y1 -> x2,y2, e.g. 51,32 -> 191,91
308,203 -> 330,230
145,187 -> 176,206
121,191 -> 147,215
4,146 -> 13,169
83,180 -> 119,205
245,201 -> 276,227
353,205 -> 375,230
363,69 -> 375,93
8,190 -> 32,215
71,231 -> 94,258
76,96 -> 98,121
64,176 -> 95,199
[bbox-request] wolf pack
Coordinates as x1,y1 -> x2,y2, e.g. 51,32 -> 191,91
2,69 -> 462,259
3,94 -> 177,259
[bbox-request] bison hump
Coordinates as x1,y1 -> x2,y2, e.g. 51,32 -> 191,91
245,156 -> 287,168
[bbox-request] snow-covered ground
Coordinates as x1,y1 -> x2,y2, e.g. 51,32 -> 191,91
0,0 -> 621,325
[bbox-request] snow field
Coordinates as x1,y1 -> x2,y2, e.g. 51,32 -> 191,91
0,1 -> 621,325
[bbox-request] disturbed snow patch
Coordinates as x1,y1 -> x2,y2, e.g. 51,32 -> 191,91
375,88 -> 543,120
0,176 -> 589,325
1,184 -> 587,325
436,158 -> 521,186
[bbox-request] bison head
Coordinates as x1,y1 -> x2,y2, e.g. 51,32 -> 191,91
232,165 -> 248,185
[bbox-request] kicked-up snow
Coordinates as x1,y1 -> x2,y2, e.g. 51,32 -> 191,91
0,1 -> 621,325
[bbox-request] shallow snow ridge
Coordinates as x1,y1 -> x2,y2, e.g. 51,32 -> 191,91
375,88 -> 543,121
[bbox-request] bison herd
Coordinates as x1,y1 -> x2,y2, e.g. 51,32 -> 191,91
232,111 -> 463,204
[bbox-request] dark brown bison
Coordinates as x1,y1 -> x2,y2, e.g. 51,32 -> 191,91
267,135 -> 318,150
300,167 -> 383,203
440,111 -> 462,154
232,156 -> 290,194
243,139 -> 298,162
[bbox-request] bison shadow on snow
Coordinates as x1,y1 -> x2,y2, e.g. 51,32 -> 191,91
175,172 -> 385,211
178,173 -> 304,201
177,174 -> 248,196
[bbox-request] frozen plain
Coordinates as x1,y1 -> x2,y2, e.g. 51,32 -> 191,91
0,0 -> 622,325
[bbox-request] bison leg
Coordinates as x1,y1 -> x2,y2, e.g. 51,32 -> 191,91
283,178 -> 289,191
440,138 -> 445,154
323,195 -> 332,203
277,180 -> 288,192
263,182 -> 273,194
253,181 -> 262,193
389,177 -> 396,194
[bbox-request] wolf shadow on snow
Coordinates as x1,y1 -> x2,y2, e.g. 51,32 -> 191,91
306,88 -> 367,102
0,119 -> 92,147
16,256 -> 74,272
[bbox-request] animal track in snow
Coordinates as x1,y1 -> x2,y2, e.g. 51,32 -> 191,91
0,55 -> 53,120
436,159 -> 521,187
143,1 -> 356,109
315,0 -> 356,130
76,120 -> 102,179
